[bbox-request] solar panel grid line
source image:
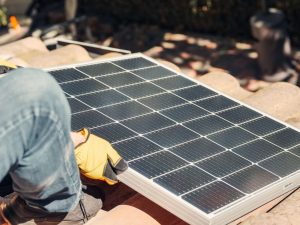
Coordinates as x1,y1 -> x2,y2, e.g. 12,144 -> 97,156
67,97 -> 92,114
48,68 -> 89,83
179,174 -> 246,199
139,53 -> 300,134
81,58 -> 296,183
121,112 -> 177,134
288,145 -> 300,160
112,133 -> 167,151
73,66 -> 128,81
191,148 -> 252,169
231,139 -> 286,164
152,76 -> 198,91
128,151 -> 190,179
206,128 -> 258,150
47,56 -> 293,136
168,137 -> 226,163
75,90 -> 130,108
200,114 -> 292,153
98,102 -> 154,122
149,150 -> 226,180
60,79 -> 110,96
125,108 -> 208,140
150,162 -> 193,180
46,54 -> 292,131
153,166 -> 217,196
58,76 -> 90,85
165,103 -> 240,126
125,149 -> 166,163
181,181 -> 246,214
240,116 -> 286,136
75,62 -> 125,77
110,61 -> 177,82
195,151 -> 252,178
235,126 -> 300,153
120,55 -> 300,221
59,58 -> 270,149
290,147 -> 300,157
151,163 -> 219,191
128,96 -> 241,140
222,165 -> 280,194
96,72 -> 145,89
113,66 -> 228,111
114,135 -> 203,164
194,95 -> 240,113
264,128 -> 300,149
258,152 -> 300,177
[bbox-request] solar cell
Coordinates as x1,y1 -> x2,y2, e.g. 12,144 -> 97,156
139,93 -> 186,110
77,89 -> 129,108
290,145 -> 300,157
133,66 -> 177,80
67,98 -> 90,113
113,137 -> 162,161
154,166 -> 215,195
76,62 -> 124,76
96,72 -> 144,88
174,85 -> 217,101
49,68 -> 88,83
71,110 -> 113,130
117,82 -> 165,98
182,181 -> 245,214
145,125 -> 199,148
169,138 -> 226,162
195,95 -> 239,112
259,152 -> 300,177
122,113 -> 175,134
241,117 -> 286,136
183,115 -> 233,135
113,57 -> 156,70
195,151 -> 251,177
232,139 -> 283,162
160,104 -> 209,123
217,106 -> 262,124
223,166 -> 279,194
207,127 -> 257,149
60,79 -> 109,96
265,128 -> 300,149
91,123 -> 137,143
98,101 -> 152,121
129,151 -> 188,178
152,76 -> 196,90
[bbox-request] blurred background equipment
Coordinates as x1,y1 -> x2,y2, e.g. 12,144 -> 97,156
250,0 -> 298,84
0,1 -> 8,35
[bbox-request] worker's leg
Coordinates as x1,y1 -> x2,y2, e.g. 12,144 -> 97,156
0,69 -> 101,224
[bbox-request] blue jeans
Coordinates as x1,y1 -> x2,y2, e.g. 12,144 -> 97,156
0,68 -> 81,213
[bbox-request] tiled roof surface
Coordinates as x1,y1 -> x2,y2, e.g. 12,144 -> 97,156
1,37 -> 299,225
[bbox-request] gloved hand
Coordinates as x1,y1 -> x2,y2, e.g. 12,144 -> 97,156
75,128 -> 128,185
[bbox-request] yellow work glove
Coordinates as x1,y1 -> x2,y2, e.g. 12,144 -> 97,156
75,128 -> 128,185
0,59 -> 17,74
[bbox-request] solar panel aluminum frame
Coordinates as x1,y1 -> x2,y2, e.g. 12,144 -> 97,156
45,53 -> 300,225
119,168 -> 300,225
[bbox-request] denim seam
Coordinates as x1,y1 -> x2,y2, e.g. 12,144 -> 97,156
0,106 -> 81,211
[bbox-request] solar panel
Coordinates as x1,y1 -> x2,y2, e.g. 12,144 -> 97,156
47,54 -> 300,225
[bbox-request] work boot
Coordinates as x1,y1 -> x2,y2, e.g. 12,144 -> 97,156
0,191 -> 102,225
